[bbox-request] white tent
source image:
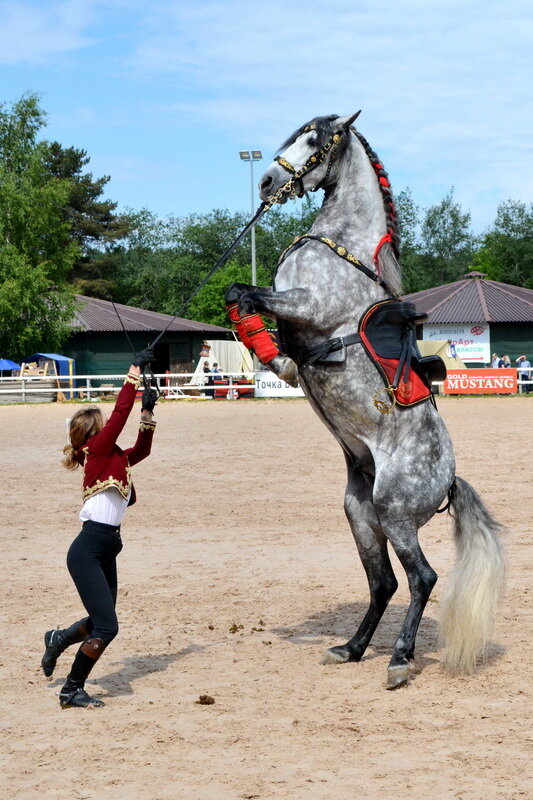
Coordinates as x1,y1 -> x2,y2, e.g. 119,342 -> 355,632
191,338 -> 253,384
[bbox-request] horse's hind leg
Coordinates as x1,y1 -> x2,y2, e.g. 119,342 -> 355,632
377,520 -> 438,689
322,455 -> 398,665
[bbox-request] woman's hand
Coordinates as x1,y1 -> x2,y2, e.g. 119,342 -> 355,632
141,387 -> 158,414
133,347 -> 156,368
129,365 -> 142,377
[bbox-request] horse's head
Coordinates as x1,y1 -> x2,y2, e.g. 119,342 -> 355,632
259,112 -> 360,204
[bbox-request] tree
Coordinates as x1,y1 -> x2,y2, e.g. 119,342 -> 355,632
187,260 -> 272,328
255,195 -> 320,280
419,189 -> 475,286
0,94 -> 77,358
396,188 -> 476,292
473,200 -> 533,288
113,199 -> 321,322
396,187 -> 424,293
43,142 -> 132,299
0,245 -> 74,358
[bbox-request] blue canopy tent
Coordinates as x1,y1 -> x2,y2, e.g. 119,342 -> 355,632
22,353 -> 76,399
0,358 -> 20,373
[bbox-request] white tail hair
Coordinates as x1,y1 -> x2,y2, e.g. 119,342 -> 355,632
440,476 -> 506,672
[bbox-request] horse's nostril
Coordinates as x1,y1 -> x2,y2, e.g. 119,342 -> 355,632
261,176 -> 274,192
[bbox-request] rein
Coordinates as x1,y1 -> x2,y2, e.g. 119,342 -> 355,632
111,127 -> 352,359
111,119 -> 394,393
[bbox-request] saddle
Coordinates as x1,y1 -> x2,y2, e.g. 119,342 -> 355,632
292,300 -> 447,409
358,300 -> 446,408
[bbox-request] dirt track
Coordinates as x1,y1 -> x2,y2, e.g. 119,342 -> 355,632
1,396 -> 531,799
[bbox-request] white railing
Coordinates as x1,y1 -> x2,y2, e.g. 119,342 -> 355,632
0,372 -> 257,402
0,367 -> 532,402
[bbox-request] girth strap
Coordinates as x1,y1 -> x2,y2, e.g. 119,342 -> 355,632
294,332 -> 361,367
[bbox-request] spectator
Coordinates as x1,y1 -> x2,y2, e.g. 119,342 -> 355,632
516,355 -> 532,393
491,353 -> 500,368
498,354 -> 511,368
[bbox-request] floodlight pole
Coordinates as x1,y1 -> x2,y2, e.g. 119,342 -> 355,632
250,160 -> 257,286
239,150 -> 262,285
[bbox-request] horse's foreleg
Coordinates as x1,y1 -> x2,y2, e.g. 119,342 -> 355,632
230,283 -> 329,328
226,282 -> 319,387
322,458 -> 398,666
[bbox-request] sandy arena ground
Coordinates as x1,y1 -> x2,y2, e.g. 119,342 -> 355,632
1,395 -> 532,800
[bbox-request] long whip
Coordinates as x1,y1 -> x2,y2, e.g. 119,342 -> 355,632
150,202 -> 268,348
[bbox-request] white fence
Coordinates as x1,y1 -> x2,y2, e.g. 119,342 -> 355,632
0,368 -> 532,403
0,372 -> 259,402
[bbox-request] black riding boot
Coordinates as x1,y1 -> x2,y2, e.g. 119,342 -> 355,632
59,638 -> 106,709
41,617 -> 91,677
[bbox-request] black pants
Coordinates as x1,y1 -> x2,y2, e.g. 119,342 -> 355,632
66,520 -> 123,645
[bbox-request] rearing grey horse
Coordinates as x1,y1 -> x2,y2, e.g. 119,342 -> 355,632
227,113 -> 505,688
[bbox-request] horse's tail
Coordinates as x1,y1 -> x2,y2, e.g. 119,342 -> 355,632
440,476 -> 506,673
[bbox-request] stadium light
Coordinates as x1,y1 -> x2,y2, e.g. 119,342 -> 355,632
239,150 -> 263,285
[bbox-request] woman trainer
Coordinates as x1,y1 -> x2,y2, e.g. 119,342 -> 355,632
41,349 -> 158,708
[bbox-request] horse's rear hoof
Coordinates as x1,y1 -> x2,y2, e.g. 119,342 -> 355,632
321,646 -> 352,665
386,664 -> 410,689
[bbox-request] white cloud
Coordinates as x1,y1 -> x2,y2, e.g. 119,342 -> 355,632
2,0 -> 530,228
0,0 -> 99,64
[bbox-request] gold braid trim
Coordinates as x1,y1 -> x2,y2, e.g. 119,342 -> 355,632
276,156 -> 296,174
125,373 -> 141,387
82,467 -> 132,502
278,234 -> 365,269
139,420 -> 156,431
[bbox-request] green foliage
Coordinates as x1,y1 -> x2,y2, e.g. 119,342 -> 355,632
473,200 -> 533,289
396,188 -> 420,254
0,94 -> 78,358
255,196 -> 320,280
113,198 -> 320,324
187,260 -> 271,328
0,244 -> 75,358
398,188 -> 476,292
42,141 -> 132,299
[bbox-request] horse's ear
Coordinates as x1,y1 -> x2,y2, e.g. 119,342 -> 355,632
336,111 -> 361,129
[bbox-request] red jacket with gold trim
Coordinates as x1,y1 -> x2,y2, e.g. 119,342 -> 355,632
80,373 -> 156,504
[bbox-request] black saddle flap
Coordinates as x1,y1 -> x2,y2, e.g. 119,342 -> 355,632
362,301 -> 427,360
417,354 -> 447,383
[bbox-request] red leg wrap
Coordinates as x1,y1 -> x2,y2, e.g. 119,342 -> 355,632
227,302 -> 280,364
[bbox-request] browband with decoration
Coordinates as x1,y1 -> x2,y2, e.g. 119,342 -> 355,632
269,128 -> 345,204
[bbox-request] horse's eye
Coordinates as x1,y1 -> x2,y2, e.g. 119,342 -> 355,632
307,133 -> 319,147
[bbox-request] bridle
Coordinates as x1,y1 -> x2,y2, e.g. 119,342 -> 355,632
269,124 -> 347,205
144,126 -> 351,350
112,115 -> 395,384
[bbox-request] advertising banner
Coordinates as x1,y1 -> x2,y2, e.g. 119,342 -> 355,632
423,323 -> 490,363
254,372 -> 305,398
444,369 -> 517,394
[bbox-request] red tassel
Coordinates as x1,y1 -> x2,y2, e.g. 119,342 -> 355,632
227,302 -> 280,363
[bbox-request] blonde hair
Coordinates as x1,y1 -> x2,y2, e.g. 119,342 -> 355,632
62,407 -> 104,470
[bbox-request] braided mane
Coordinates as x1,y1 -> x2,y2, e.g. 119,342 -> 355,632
277,114 -> 403,295
351,129 -> 401,260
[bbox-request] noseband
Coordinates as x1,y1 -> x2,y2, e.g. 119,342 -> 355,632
267,126 -> 345,207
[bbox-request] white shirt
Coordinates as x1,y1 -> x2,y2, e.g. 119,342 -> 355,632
79,487 -> 131,526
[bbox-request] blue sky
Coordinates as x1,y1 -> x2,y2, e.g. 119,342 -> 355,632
1,0 -> 531,233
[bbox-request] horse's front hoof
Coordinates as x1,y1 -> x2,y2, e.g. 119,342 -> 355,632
268,355 -> 299,388
238,292 -> 258,315
386,664 -> 410,689
321,646 -> 352,665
